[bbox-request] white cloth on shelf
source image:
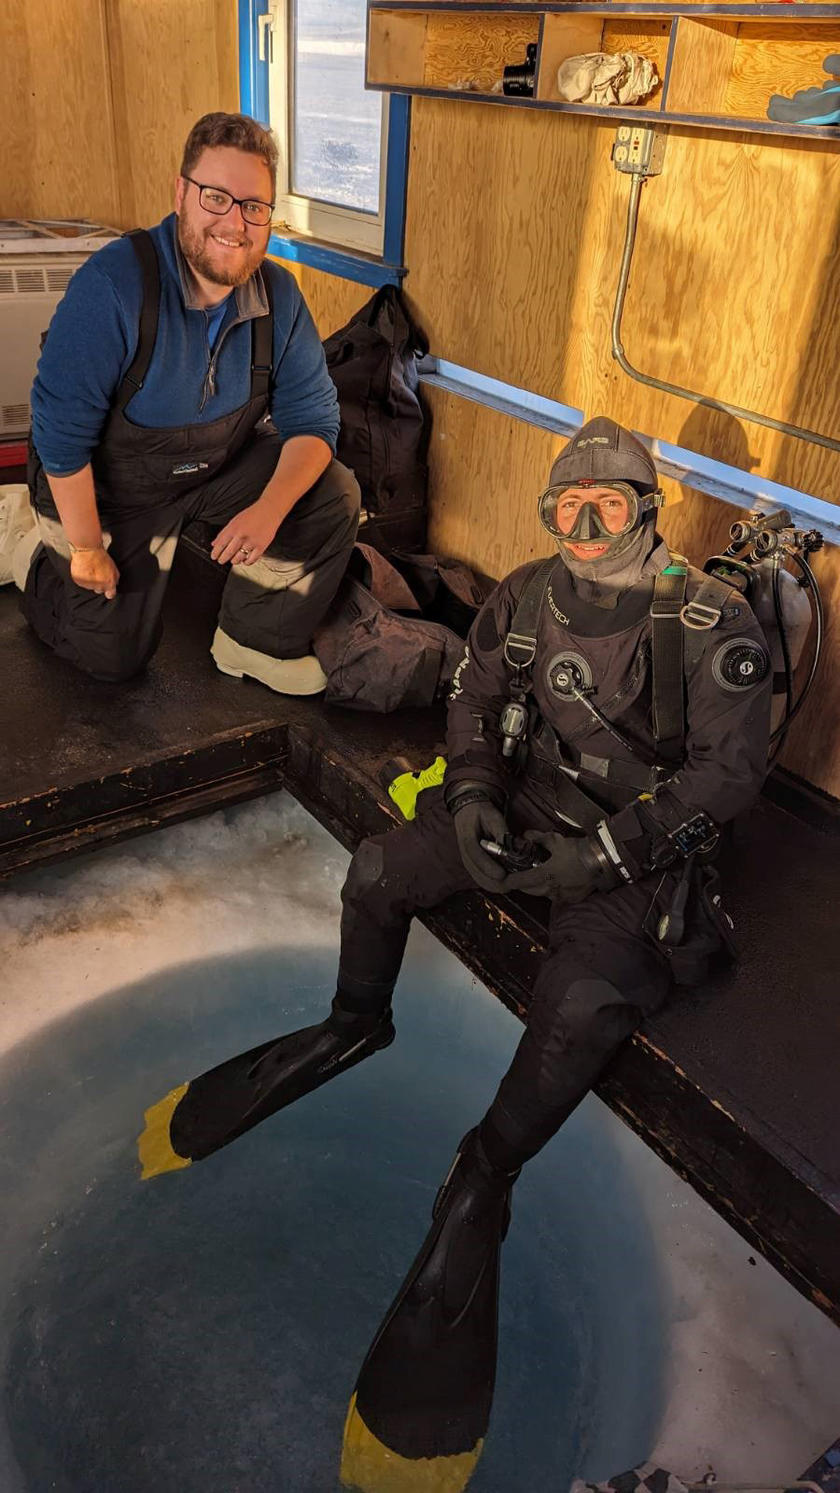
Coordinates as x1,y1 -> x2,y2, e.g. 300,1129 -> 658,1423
557,51 -> 659,106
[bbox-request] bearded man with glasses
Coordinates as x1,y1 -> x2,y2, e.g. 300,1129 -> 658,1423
18,112 -> 357,693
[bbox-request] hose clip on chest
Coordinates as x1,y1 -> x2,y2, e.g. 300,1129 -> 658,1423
501,560 -> 556,759
501,632 -> 535,756
499,699 -> 529,758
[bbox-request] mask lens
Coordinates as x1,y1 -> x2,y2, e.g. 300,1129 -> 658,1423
556,491 -> 631,535
539,485 -> 638,540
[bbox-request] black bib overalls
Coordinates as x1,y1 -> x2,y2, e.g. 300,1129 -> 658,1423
24,231 -> 359,682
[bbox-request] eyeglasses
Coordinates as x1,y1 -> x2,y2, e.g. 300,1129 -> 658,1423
182,175 -> 274,227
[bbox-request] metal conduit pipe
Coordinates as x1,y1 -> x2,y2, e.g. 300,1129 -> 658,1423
611,172 -> 840,455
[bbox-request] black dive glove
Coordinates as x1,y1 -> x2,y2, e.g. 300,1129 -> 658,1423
447,786 -> 510,893
502,831 -> 619,902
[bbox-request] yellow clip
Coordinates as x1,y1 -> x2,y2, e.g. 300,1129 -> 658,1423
387,756 -> 447,821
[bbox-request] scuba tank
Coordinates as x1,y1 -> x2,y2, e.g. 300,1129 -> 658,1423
704,508 -> 824,749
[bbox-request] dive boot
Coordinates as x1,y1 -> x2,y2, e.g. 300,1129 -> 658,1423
137,1002 -> 395,1180
340,1128 -> 519,1492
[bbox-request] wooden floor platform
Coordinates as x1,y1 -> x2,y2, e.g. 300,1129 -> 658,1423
2,542 -> 838,1329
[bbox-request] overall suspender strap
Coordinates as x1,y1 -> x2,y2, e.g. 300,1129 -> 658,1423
116,230 -> 161,413
650,562 -> 688,764
250,270 -> 274,403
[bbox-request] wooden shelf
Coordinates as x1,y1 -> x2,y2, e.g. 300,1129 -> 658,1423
367,3 -> 840,140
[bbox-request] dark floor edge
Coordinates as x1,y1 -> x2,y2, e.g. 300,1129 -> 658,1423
0,724 -> 289,874
0,765 -> 287,878
763,764 -> 840,835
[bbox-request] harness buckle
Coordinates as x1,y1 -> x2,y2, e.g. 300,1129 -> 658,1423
680,600 -> 721,631
504,632 -> 537,669
649,599 -> 681,619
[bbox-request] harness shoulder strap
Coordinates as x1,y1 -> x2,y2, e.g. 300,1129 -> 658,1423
681,573 -> 737,675
503,558 -> 556,678
681,571 -> 732,631
651,561 -> 688,764
250,269 -> 274,403
115,230 -> 161,413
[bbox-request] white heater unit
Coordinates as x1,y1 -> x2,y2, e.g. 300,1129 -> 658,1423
0,220 -> 120,439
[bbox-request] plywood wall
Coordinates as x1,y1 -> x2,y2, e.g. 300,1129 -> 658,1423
106,0 -> 239,226
2,0 -> 120,223
2,0 -> 239,228
403,99 -> 840,499
278,264 -> 372,339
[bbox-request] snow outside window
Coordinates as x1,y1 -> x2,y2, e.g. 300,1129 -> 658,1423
267,0 -> 388,255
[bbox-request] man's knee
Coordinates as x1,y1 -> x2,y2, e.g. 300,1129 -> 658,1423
528,947 -> 667,1070
71,618 -> 160,683
313,460 -> 361,530
544,976 -> 639,1048
342,838 -> 388,914
341,829 -> 433,925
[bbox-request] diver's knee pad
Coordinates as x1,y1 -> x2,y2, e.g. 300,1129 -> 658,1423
341,838 -> 387,910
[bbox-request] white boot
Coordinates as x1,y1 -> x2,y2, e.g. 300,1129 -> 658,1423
0,486 -> 36,587
211,627 -> 327,696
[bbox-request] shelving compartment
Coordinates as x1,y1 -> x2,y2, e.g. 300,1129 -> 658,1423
665,19 -> 840,122
536,12 -> 671,111
367,9 -> 541,96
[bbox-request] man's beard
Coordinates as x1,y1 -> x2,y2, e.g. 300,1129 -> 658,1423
177,214 -> 265,288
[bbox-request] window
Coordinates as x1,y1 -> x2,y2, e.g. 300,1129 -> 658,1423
259,0 -> 399,262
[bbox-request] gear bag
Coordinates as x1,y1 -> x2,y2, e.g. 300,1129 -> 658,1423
313,543 -> 489,712
323,286 -> 430,554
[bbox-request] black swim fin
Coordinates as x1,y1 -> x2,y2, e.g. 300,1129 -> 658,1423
340,1129 -> 518,1492
137,1002 -> 395,1179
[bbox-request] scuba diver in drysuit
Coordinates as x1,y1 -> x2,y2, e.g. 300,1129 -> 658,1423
140,416 -> 773,1491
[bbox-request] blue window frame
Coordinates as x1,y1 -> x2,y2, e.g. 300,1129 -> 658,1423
238,0 -> 409,288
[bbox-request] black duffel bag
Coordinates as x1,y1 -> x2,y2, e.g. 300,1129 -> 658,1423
313,543 -> 490,712
323,286 -> 430,554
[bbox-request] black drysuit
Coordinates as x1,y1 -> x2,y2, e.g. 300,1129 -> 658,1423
338,542 -> 772,1166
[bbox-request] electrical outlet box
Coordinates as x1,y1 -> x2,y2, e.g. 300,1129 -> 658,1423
611,125 -> 667,176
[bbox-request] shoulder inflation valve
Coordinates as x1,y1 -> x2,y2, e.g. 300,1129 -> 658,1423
712,636 -> 770,692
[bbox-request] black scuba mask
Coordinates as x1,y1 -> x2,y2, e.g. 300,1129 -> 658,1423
538,480 -> 663,557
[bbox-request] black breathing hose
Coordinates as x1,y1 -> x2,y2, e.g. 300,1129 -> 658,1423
784,551 -> 824,728
768,550 -> 824,751
768,557 -> 794,758
571,685 -> 659,766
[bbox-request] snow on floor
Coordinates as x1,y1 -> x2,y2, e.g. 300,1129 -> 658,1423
0,792 -> 837,1492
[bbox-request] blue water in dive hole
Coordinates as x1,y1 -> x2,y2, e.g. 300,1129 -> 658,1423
0,936 -> 666,1491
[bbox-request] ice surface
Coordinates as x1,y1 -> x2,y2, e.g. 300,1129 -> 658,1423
0,793 -> 838,1492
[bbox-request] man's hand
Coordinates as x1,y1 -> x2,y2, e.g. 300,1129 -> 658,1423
503,831 -> 617,902
210,498 -> 281,567
70,547 -> 120,599
452,797 -> 512,893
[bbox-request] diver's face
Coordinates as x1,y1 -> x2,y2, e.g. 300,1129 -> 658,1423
554,486 -> 631,560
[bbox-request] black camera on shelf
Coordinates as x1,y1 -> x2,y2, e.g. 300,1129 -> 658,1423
502,42 -> 538,97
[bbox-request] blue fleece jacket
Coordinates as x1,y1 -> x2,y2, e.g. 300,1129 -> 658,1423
30,214 -> 340,476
